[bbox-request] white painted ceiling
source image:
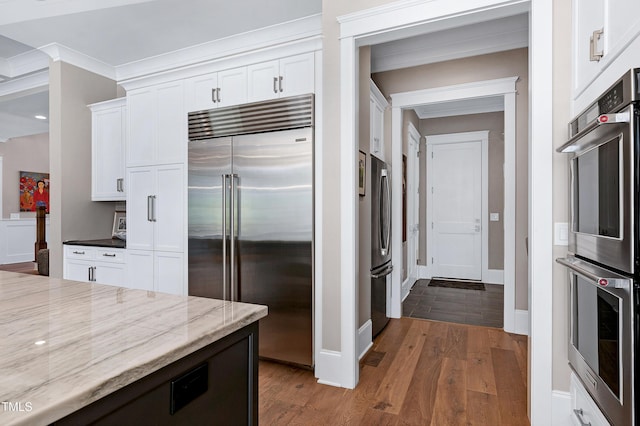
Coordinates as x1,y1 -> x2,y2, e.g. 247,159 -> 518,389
0,0 -> 322,141
0,1 -> 527,141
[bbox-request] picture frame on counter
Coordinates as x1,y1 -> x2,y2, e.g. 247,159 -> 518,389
112,211 -> 126,239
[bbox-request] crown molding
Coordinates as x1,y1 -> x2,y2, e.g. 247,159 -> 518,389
0,70 -> 48,98
117,14 -> 322,88
38,43 -> 117,80
7,49 -> 50,77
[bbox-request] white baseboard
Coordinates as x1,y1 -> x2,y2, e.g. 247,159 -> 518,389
315,349 -> 343,387
483,269 -> 504,285
417,265 -> 431,279
401,277 -> 414,301
514,309 -> 529,336
358,320 -> 373,361
551,390 -> 572,426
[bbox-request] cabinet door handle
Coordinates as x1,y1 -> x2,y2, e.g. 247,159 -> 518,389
102,253 -> 117,257
217,88 -> 221,103
212,88 -> 217,103
590,28 -> 604,62
73,251 -> 85,255
148,195 -> 156,222
279,76 -> 283,93
573,409 -> 591,426
273,77 -> 278,94
116,178 -> 124,192
88,266 -> 96,282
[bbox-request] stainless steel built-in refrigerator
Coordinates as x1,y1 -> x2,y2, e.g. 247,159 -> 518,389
187,95 -> 313,367
370,155 -> 392,338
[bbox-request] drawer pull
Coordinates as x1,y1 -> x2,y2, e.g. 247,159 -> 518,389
102,253 -> 117,257
573,409 -> 591,426
73,251 -> 85,255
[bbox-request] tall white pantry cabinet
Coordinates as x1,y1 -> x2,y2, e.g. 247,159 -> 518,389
125,80 -> 186,295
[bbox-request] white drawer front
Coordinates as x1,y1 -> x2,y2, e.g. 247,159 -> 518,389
571,373 -> 611,426
95,248 -> 125,263
65,246 -> 95,260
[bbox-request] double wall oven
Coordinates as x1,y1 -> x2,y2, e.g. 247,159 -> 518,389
558,69 -> 640,426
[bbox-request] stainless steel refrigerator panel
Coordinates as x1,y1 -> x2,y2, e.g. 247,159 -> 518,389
232,128 -> 313,366
232,128 -> 313,242
188,137 -> 232,299
371,156 -> 391,268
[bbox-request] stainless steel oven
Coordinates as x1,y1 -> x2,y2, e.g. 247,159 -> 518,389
558,68 -> 640,425
558,256 -> 635,426
558,68 -> 640,275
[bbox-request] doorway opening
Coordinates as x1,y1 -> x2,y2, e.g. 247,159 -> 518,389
387,77 -> 518,333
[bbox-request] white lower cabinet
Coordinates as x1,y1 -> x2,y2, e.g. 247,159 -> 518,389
63,245 -> 126,287
570,372 -> 610,426
126,250 -> 184,295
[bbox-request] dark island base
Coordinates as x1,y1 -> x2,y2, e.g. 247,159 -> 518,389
53,322 -> 259,426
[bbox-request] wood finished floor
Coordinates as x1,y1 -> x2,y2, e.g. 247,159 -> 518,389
0,262 -> 38,274
259,317 -> 528,425
402,279 -> 504,328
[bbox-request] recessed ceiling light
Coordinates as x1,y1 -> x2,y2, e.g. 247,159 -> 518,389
35,340 -> 46,345
35,115 -> 47,120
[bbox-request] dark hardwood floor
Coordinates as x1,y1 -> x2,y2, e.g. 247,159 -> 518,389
403,279 -> 504,328
0,262 -> 38,274
259,317 -> 528,425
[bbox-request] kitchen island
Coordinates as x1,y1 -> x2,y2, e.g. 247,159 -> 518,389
0,271 -> 267,425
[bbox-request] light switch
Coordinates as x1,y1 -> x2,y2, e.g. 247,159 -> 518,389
490,213 -> 500,222
555,222 -> 569,246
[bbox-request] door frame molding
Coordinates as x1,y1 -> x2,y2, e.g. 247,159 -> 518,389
389,77 -> 517,333
425,130 -> 488,282
336,5 -> 553,421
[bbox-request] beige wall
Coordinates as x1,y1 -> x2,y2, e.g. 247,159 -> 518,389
322,0 -> 394,351
419,112 -> 505,270
48,61 -> 120,278
358,46 -> 372,327
373,48 -> 529,310
0,133 -> 49,219
552,0 -> 572,392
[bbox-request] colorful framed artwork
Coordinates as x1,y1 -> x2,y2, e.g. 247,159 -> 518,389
20,171 -> 50,213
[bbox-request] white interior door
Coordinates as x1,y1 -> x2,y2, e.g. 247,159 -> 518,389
427,135 -> 482,280
406,124 -> 420,288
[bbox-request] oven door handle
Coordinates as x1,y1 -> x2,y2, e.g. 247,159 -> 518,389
556,257 -> 630,290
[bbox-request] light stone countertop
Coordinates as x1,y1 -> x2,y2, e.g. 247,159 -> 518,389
0,271 -> 267,426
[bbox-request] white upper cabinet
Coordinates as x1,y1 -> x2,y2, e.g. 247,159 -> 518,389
90,98 -> 126,201
370,80 -> 388,161
247,53 -> 314,102
127,80 -> 186,167
573,0 -> 604,95
185,66 -> 247,112
573,0 -> 640,98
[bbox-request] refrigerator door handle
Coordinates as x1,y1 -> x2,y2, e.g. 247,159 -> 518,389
371,264 -> 393,279
222,174 -> 228,300
230,173 -> 238,301
380,169 -> 390,256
